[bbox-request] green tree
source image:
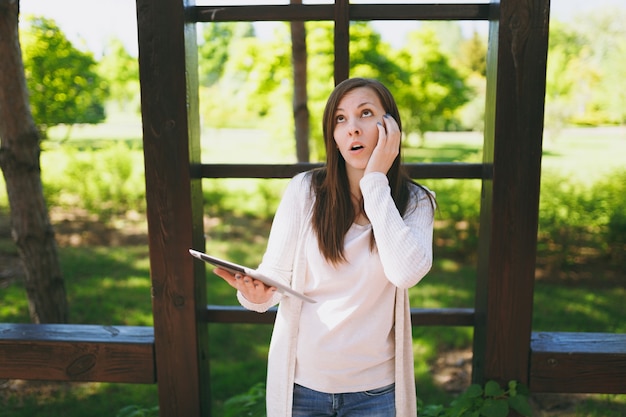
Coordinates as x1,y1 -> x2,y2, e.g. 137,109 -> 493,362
545,8 -> 626,130
0,2 -> 68,323
20,15 -> 107,137
573,7 -> 626,125
99,38 -> 139,112
199,20 -> 470,156
458,30 -> 487,77
544,20 -> 587,133
394,27 -> 471,144
455,31 -> 487,132
198,22 -> 264,129
198,22 -> 254,87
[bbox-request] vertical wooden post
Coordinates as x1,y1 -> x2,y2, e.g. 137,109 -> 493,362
136,0 -> 210,416
473,0 -> 551,388
334,0 -> 350,85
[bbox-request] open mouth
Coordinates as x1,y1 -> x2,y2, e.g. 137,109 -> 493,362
350,145 -> 364,151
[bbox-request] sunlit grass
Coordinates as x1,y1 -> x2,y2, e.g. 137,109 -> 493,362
533,282 -> 626,333
61,246 -> 153,326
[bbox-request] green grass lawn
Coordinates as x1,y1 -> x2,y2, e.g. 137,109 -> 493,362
0,121 -> 624,416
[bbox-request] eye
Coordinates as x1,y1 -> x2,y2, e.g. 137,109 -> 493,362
361,109 -> 373,118
336,114 -> 345,123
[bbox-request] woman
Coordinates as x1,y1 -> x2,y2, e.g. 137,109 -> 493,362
215,78 -> 436,417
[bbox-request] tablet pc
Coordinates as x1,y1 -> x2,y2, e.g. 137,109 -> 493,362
189,249 -> 316,303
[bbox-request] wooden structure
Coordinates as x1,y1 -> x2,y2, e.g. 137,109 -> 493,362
1,1 -> 625,416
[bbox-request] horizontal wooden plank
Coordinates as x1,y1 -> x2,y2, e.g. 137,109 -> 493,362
191,3 -> 490,23
529,332 -> 626,394
205,305 -> 277,324
193,163 -> 487,179
0,324 -> 155,384
350,3 -> 490,21
412,307 -> 475,326
203,305 -> 474,326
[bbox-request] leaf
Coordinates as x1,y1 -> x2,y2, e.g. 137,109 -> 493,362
480,398 -> 509,417
509,394 -> 533,417
420,404 -> 445,417
449,398 -> 475,417
484,380 -> 505,397
465,383 -> 484,398
516,382 -> 531,396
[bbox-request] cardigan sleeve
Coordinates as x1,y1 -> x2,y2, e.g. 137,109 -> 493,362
360,172 -> 435,289
237,173 -> 311,312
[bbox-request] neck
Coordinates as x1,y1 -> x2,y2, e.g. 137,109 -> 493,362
345,166 -> 364,197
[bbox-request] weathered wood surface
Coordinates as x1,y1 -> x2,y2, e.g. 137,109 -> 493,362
529,332 -> 626,394
0,324 -> 154,383
472,0 -> 551,388
193,3 -> 490,22
136,0 -> 210,414
195,162 -> 487,179
204,305 -> 475,326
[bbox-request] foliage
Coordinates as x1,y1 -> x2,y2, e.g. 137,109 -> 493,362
538,168 -> 626,269
197,20 -> 473,160
458,30 -> 487,77
394,27 -> 471,143
420,380 -> 532,417
570,7 -> 626,125
42,141 -> 146,221
116,405 -> 159,417
198,22 -> 255,87
20,16 -> 108,137
223,382 -> 267,417
546,9 -> 626,129
99,38 -> 140,113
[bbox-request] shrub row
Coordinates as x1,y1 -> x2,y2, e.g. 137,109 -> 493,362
1,142 -> 623,271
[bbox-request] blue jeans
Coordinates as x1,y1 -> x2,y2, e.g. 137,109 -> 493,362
292,383 -> 396,417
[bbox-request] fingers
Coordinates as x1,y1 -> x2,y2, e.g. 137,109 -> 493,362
366,114 -> 400,175
382,113 -> 401,145
213,267 -> 276,303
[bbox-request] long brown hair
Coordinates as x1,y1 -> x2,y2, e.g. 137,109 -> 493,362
310,78 -> 431,264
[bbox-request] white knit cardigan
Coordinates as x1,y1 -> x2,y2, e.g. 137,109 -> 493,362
237,171 -> 434,417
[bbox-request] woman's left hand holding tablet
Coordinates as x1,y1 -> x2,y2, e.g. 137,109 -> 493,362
214,267 -> 276,303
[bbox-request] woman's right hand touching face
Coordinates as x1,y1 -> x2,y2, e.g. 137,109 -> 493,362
213,267 -> 276,304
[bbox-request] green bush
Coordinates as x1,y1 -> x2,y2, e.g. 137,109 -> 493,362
42,141 -> 146,221
223,382 -> 266,417
115,405 -> 159,417
420,380 -> 532,417
538,168 -> 625,269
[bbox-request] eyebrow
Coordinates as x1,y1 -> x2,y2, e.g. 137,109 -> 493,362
336,101 -> 377,112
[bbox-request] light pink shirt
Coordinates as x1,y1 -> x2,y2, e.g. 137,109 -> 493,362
295,223 -> 395,393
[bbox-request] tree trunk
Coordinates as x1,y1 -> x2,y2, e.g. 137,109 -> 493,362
0,0 -> 68,323
291,0 -> 309,162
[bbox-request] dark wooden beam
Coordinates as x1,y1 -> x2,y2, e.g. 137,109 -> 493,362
136,0 -> 209,415
192,4 -> 490,23
334,0 -> 350,84
529,332 -> 626,394
203,305 -> 474,327
0,324 -> 154,383
472,0 -> 551,387
194,162 -> 488,179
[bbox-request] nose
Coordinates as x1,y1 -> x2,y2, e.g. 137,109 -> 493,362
347,119 -> 361,135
